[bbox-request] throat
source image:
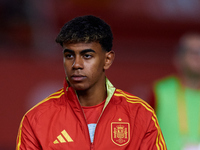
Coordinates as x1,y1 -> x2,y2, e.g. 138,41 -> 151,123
77,89 -> 107,107
78,94 -> 107,106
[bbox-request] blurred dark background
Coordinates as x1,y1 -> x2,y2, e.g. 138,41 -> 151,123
0,0 -> 200,149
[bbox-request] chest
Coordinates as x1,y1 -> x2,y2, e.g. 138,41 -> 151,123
33,104 -> 146,150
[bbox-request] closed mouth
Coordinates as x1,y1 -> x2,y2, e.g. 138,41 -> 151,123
71,75 -> 86,81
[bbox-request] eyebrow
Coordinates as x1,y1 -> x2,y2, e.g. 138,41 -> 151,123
81,49 -> 96,54
63,49 -> 96,54
63,49 -> 73,53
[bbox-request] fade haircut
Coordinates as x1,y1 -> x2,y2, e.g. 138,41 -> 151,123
55,15 -> 113,52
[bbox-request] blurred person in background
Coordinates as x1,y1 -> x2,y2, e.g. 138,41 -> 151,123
151,32 -> 200,150
16,15 -> 166,149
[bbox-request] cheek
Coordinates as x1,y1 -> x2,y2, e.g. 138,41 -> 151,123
63,62 -> 71,75
84,62 -> 101,78
86,60 -> 103,72
91,64 -> 104,80
63,65 -> 68,75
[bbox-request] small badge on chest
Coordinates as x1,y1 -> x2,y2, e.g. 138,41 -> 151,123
111,118 -> 130,146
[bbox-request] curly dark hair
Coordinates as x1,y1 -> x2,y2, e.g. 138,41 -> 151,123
55,15 -> 113,52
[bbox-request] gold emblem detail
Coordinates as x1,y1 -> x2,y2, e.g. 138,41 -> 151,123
111,122 -> 130,146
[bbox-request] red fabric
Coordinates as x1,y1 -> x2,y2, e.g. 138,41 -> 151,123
16,79 -> 167,150
82,100 -> 105,124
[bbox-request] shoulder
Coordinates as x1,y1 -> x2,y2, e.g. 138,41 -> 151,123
24,88 -> 65,121
113,89 -> 158,129
114,89 -> 154,114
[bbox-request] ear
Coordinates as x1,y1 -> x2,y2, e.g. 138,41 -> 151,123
104,50 -> 115,70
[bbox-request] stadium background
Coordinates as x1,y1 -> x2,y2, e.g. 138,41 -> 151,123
0,0 -> 200,149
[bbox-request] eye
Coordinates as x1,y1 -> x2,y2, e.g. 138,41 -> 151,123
84,54 -> 92,59
64,53 -> 74,59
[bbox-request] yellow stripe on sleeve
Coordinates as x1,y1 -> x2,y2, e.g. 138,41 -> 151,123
114,89 -> 167,150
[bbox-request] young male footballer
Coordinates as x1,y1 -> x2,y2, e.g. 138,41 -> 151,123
16,15 -> 166,150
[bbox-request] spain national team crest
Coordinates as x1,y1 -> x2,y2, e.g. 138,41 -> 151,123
111,120 -> 130,146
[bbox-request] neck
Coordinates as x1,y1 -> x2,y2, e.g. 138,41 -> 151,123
77,79 -> 107,107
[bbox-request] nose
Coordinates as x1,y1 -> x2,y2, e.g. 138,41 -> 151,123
72,56 -> 83,69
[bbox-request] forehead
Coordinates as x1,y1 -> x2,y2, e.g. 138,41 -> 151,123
63,42 -> 103,52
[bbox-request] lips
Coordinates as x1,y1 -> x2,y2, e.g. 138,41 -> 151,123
71,74 -> 86,82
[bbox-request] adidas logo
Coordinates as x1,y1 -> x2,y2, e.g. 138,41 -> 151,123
53,130 -> 73,144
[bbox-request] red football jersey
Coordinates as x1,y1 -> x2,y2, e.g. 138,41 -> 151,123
16,79 -> 167,150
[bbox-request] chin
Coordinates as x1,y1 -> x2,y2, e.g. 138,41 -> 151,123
72,85 -> 88,91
